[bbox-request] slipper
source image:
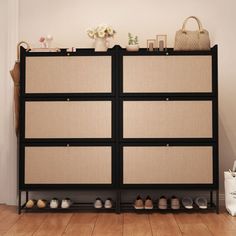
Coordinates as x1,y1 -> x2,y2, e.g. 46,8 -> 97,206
104,198 -> 113,209
195,197 -> 208,209
37,199 -> 47,208
94,197 -> 103,209
134,195 -> 144,209
182,197 -> 193,209
25,199 -> 36,208
171,196 -> 180,210
61,198 -> 72,209
144,195 -> 153,210
158,196 -> 167,209
50,198 -> 59,209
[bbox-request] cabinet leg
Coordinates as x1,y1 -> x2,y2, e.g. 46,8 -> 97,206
116,190 -> 121,214
18,190 -> 21,215
26,191 -> 29,202
210,190 -> 213,207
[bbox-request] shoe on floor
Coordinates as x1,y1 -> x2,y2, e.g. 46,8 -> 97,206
50,198 -> 59,209
61,198 -> 72,209
37,199 -> 47,208
144,195 -> 153,209
171,196 -> 180,210
182,197 -> 193,209
104,198 -> 113,209
195,197 -> 208,209
25,199 -> 36,208
94,198 -> 103,209
134,195 -> 144,209
158,196 -> 167,209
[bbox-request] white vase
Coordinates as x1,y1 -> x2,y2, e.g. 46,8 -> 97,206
94,37 -> 108,52
126,44 -> 139,52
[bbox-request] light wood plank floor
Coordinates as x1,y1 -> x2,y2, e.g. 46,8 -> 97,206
0,205 -> 236,236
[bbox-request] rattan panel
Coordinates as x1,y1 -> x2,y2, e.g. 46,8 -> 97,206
25,101 -> 111,138
123,146 -> 213,184
26,56 -> 111,93
123,56 -> 212,92
25,146 -> 112,184
123,101 -> 212,138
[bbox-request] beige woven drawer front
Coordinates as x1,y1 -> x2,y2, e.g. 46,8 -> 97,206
123,146 -> 213,184
26,56 -> 111,93
25,146 -> 112,184
123,56 -> 212,93
123,101 -> 212,138
25,101 -> 111,138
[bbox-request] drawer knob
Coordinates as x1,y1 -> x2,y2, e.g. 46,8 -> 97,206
67,144 -> 70,147
166,98 -> 169,101
67,98 -> 70,101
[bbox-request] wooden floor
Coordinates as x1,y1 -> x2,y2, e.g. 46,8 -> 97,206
1,205 -> 236,235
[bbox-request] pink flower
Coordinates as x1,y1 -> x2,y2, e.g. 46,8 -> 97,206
39,37 -> 45,43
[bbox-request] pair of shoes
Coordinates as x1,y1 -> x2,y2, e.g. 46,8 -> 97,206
158,196 -> 180,210
94,198 -> 113,209
134,195 -> 153,209
50,198 -> 72,209
182,196 -> 208,209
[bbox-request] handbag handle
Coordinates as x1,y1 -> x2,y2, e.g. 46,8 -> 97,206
182,16 -> 204,33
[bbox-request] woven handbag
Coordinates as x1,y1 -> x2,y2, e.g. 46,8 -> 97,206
174,16 -> 210,51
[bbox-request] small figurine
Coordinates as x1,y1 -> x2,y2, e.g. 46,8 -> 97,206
39,36 -> 46,48
39,35 -> 53,48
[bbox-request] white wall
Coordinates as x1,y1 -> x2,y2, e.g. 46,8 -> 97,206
1,0 -> 236,204
0,0 -> 18,205
0,0 -> 8,204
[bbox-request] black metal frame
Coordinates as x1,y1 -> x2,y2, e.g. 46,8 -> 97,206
18,45 -> 218,214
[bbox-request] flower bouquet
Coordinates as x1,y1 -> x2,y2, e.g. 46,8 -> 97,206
87,24 -> 116,51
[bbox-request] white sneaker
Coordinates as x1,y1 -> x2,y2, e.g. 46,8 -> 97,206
50,198 -> 59,209
94,198 -> 103,209
182,197 -> 193,209
195,197 -> 208,209
104,198 -> 112,209
61,198 -> 72,209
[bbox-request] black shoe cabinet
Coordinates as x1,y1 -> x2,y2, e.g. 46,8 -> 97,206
18,45 -> 218,213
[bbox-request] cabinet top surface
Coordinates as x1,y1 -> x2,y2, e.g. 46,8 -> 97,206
21,45 -> 217,57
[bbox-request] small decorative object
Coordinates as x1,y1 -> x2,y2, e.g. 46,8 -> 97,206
147,39 -> 156,51
66,47 -> 76,52
45,35 -> 53,48
174,16 -> 210,51
126,33 -> 139,51
39,37 -> 46,48
39,35 -> 54,48
156,35 -> 167,51
87,24 -> 116,52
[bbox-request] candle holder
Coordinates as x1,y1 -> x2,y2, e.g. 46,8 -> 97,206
156,35 -> 167,51
147,39 -> 157,51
